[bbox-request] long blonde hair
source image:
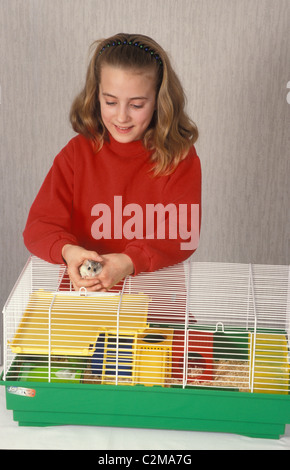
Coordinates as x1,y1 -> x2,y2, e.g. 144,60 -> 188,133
70,33 -> 198,175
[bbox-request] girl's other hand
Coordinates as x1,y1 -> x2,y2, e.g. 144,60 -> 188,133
95,253 -> 134,292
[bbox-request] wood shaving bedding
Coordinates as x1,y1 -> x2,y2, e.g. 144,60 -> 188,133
169,360 -> 250,391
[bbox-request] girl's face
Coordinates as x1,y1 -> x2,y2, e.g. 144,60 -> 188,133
98,65 -> 157,143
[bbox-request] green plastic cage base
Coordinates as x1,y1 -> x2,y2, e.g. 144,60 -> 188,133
1,372 -> 290,439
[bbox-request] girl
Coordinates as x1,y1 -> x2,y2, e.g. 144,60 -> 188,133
23,33 -> 201,292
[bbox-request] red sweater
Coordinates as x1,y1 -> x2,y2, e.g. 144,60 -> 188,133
23,134 -> 201,275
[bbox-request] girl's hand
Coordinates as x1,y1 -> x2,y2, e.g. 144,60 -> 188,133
62,245 -> 134,292
62,244 -> 104,291
96,253 -> 134,291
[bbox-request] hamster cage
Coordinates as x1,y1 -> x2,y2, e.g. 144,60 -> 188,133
1,255 -> 290,439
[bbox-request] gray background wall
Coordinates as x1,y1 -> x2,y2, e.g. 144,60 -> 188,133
0,0 -> 289,361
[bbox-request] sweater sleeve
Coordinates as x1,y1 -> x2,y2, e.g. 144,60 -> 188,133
123,147 -> 202,275
23,144 -> 78,264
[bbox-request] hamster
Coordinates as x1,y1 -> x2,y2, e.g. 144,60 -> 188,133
79,259 -> 103,278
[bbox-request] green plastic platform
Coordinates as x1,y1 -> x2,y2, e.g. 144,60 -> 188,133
1,372 -> 290,439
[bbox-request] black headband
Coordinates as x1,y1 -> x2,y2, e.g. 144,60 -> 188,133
99,39 -> 163,66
